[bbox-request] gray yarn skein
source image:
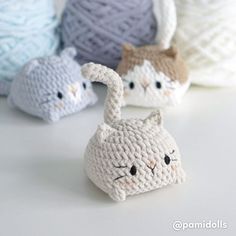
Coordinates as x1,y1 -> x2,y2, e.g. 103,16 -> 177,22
61,0 -> 157,69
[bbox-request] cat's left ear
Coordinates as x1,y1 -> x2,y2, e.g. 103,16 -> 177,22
164,46 -> 179,59
144,110 -> 163,126
60,47 -> 77,59
96,123 -> 116,144
122,43 -> 135,58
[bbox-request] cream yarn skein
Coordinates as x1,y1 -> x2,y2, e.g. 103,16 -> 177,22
174,0 -> 236,87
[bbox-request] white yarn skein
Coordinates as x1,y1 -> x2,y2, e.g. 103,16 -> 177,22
153,0 -> 177,49
174,0 -> 236,87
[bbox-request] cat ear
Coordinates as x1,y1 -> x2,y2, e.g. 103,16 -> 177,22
164,46 -> 178,59
24,59 -> 40,74
96,123 -> 116,143
60,47 -> 77,59
175,167 -> 186,184
144,110 -> 163,126
122,43 -> 135,58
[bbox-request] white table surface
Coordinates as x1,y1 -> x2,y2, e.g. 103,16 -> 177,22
0,84 -> 235,236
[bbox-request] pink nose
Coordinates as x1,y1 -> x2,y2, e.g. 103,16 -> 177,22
141,79 -> 150,90
147,160 -> 157,169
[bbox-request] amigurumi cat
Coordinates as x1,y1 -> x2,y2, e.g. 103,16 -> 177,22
116,44 -> 189,108
8,48 -> 97,122
82,62 -> 186,202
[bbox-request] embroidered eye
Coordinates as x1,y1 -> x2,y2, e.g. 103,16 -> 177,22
155,81 -> 162,89
130,165 -> 137,175
57,92 -> 63,99
164,155 -> 171,165
129,81 -> 135,89
82,82 -> 87,90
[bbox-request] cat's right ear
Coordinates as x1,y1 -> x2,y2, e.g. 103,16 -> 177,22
122,43 -> 135,58
144,110 -> 163,126
60,47 -> 77,59
96,123 -> 116,143
25,59 -> 40,75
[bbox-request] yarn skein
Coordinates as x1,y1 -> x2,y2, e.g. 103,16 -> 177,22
152,0 -> 177,49
174,0 -> 236,87
61,0 -> 157,69
0,0 -> 59,96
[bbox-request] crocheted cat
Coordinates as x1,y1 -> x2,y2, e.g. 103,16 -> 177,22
116,44 -> 189,108
82,63 -> 186,202
8,48 -> 97,122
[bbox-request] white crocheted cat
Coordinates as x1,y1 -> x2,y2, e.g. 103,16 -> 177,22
82,63 -> 186,202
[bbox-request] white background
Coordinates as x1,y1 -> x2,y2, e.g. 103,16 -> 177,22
0,84 -> 235,236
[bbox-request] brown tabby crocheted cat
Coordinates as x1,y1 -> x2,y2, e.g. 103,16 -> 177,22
116,44 -> 189,108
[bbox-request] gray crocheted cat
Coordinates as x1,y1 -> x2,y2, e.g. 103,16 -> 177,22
82,63 -> 186,202
8,48 -> 97,122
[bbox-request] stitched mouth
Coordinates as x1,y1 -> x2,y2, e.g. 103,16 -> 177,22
142,84 -> 149,93
147,164 -> 156,175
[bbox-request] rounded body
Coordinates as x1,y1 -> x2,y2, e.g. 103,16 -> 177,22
85,117 -> 186,201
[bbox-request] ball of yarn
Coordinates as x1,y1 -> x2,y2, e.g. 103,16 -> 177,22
61,0 -> 157,69
0,0 -> 59,96
174,0 -> 236,87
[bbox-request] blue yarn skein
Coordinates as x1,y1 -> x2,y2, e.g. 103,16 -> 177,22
61,0 -> 157,69
0,0 -> 59,96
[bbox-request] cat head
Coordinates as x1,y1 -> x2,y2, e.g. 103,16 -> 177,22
9,48 -> 97,122
85,110 -> 186,201
116,44 -> 189,107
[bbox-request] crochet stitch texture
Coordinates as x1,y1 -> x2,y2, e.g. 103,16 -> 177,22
0,0 -> 59,96
174,0 -> 236,87
8,48 -> 97,122
153,0 -> 177,49
82,63 -> 186,202
116,44 -> 189,108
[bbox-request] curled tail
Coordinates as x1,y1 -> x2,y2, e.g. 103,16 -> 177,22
81,63 -> 123,125
153,0 -> 176,49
